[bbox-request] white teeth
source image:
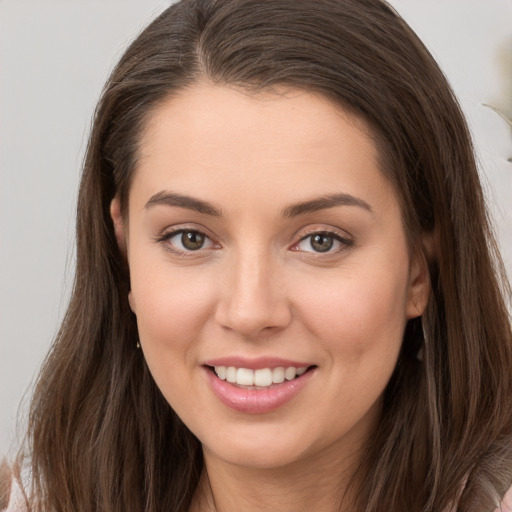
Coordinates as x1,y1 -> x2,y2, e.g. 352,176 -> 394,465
214,366 -> 226,380
254,368 -> 273,387
272,367 -> 285,383
236,367 -> 254,386
284,367 -> 297,380
226,366 -> 237,383
213,365 -> 309,387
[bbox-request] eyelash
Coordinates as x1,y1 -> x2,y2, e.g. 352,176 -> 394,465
291,229 -> 353,255
155,227 -> 353,256
155,227 -> 218,256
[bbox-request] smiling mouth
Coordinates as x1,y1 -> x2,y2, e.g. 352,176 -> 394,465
206,365 -> 316,389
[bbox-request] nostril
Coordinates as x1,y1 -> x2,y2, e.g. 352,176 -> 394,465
214,277 -> 292,336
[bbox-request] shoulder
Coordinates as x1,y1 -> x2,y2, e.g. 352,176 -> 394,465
443,481 -> 512,512
2,478 -> 28,512
498,485 -> 512,512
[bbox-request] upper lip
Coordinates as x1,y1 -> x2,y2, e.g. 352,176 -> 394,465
202,356 -> 314,370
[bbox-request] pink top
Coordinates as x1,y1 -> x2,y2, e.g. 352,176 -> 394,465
503,486 -> 512,512
3,478 -> 27,512
3,477 -> 512,511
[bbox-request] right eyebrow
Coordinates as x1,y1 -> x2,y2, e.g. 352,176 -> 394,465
144,191 -> 222,217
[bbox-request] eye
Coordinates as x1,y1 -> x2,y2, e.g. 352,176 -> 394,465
159,229 -> 217,253
294,231 -> 351,254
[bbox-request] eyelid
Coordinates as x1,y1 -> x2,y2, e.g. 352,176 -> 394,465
294,224 -> 353,243
155,223 -> 353,256
290,225 -> 354,254
155,224 -> 221,255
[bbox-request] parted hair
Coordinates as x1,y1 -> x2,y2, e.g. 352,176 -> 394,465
11,0 -> 512,511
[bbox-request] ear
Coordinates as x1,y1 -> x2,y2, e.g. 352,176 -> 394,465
128,290 -> 136,314
110,197 -> 137,314
406,239 -> 432,319
110,196 -> 127,256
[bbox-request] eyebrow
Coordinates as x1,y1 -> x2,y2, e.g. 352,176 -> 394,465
145,191 -> 222,216
144,190 -> 372,218
282,193 -> 373,217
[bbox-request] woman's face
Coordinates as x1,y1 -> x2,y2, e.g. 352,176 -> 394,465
115,83 -> 429,471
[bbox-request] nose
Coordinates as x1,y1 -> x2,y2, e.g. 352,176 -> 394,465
214,250 -> 292,338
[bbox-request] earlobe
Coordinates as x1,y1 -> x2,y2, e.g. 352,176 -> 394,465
128,290 -> 136,314
110,196 -> 127,256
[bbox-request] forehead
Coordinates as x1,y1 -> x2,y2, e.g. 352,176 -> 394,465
141,82 -> 371,140
131,83 -> 396,219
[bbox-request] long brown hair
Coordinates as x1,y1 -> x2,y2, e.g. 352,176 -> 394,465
12,0 -> 512,510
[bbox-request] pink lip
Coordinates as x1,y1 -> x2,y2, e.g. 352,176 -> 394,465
203,365 -> 315,414
203,356 -> 311,369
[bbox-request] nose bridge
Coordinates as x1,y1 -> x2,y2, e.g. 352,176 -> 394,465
216,243 -> 291,336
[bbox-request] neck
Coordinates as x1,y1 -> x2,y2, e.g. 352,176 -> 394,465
189,444 -> 362,512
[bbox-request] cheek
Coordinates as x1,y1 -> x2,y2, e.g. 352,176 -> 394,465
129,262 -> 222,413
292,259 -> 410,358
130,262 -> 216,360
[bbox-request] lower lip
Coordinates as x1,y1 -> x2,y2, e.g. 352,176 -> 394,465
204,367 -> 314,414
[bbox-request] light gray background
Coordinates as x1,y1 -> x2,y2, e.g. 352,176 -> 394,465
1,0 -> 511,457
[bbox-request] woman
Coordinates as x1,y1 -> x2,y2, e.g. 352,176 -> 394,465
3,0 -> 512,510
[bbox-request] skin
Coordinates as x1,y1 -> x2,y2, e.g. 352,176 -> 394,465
111,83 -> 430,511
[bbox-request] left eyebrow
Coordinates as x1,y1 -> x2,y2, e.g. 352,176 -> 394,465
282,193 -> 373,218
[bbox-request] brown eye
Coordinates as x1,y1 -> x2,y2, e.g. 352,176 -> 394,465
181,231 -> 205,250
159,229 -> 216,254
294,231 -> 352,254
310,234 -> 334,253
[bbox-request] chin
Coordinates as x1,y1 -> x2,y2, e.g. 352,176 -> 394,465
203,441 -> 309,471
